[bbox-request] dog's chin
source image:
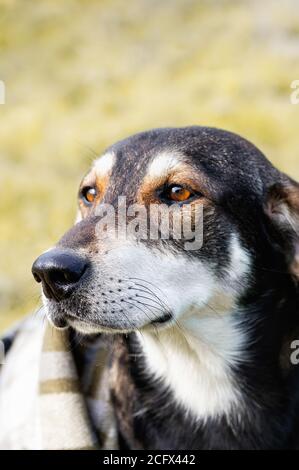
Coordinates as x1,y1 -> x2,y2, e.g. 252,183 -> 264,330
66,317 -> 135,335
47,312 -> 173,336
46,302 -> 174,335
47,310 -> 143,335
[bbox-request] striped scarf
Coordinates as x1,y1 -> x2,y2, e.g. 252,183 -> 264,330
0,314 -> 118,450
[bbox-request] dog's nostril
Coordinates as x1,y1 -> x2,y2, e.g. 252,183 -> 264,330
32,249 -> 89,301
48,270 -> 71,288
48,267 -> 84,285
48,270 -> 67,285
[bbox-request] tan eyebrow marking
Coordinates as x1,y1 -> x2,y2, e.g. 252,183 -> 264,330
93,150 -> 116,194
145,151 -> 186,180
138,152 -> 208,205
93,151 -> 116,178
79,152 -> 116,218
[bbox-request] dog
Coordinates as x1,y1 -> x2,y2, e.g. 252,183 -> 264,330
32,126 -> 299,449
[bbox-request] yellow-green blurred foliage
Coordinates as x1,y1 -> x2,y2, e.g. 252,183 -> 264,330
0,0 -> 298,331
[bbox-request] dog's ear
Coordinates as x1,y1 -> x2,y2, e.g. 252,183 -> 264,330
265,180 -> 299,279
265,181 -> 299,278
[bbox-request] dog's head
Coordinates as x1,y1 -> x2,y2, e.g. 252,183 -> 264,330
32,127 -> 299,335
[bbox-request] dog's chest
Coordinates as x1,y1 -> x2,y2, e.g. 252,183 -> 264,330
109,334 -> 242,450
108,332 -> 296,450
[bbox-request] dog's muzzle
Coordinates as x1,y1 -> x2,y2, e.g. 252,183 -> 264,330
32,248 -> 89,302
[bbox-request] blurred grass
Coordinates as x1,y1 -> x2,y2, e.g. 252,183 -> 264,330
0,0 -> 299,331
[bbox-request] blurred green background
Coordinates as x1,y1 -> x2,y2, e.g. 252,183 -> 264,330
0,0 -> 298,331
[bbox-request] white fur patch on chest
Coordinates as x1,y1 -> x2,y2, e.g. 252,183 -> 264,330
137,313 -> 245,421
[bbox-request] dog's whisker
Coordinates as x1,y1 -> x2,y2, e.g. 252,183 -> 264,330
130,285 -> 169,310
112,299 -> 135,330
128,280 -> 171,311
121,299 -> 155,326
127,277 -> 167,298
128,290 -> 168,311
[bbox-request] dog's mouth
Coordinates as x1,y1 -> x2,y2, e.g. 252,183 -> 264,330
47,303 -> 173,334
47,311 -> 112,334
66,316 -> 111,334
149,311 -> 173,326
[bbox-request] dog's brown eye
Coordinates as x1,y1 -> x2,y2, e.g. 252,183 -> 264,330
81,187 -> 97,204
164,185 -> 193,203
170,186 -> 191,202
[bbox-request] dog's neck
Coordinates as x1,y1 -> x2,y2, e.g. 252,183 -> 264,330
137,312 -> 244,420
110,290 -> 299,449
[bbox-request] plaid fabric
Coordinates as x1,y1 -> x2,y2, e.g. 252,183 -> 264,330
0,313 -> 118,450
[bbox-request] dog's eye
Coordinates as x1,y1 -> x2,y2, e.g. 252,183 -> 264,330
81,187 -> 97,204
162,185 -> 193,203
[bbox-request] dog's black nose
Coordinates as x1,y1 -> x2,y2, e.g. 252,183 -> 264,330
32,249 -> 88,301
